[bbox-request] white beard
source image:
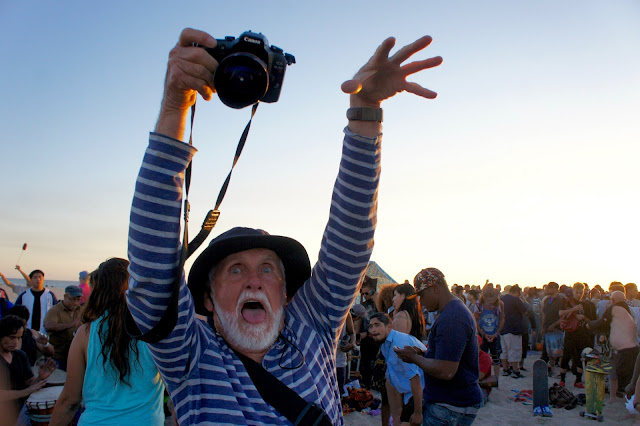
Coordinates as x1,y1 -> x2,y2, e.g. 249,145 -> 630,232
213,291 -> 284,352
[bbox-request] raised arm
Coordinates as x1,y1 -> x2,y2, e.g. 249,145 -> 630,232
342,36 -> 442,137
15,265 -> 30,284
291,35 -> 442,339
0,272 -> 18,292
154,28 -> 216,141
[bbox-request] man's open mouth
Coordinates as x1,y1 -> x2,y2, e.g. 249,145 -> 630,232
241,300 -> 267,324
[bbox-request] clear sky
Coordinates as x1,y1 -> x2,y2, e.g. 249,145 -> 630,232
1,1 -> 638,289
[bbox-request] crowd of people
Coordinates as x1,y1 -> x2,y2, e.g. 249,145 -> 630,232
4,260 -> 639,426
342,278 -> 640,424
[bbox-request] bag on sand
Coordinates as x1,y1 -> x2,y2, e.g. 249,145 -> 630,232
549,383 -> 578,409
343,387 -> 380,411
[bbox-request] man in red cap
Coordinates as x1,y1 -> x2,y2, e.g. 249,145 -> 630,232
396,268 -> 482,425
125,27 -> 443,425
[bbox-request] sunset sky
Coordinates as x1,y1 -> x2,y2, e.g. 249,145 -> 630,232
1,1 -> 638,288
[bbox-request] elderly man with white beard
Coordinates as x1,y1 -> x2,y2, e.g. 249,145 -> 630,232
125,27 -> 443,425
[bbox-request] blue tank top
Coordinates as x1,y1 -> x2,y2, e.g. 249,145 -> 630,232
477,304 -> 500,335
80,314 -> 165,425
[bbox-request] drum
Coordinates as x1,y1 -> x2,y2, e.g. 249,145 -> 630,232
25,385 -> 63,426
45,369 -> 67,387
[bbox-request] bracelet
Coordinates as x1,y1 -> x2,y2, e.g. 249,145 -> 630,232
347,107 -> 383,122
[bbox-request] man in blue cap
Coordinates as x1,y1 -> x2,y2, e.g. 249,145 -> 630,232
125,27 -> 442,425
43,285 -> 83,370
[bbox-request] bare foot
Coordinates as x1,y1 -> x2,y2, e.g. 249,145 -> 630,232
605,397 -> 618,405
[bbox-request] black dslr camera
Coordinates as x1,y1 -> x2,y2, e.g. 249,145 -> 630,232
205,31 -> 295,109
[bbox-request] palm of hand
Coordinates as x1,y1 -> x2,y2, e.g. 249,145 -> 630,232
343,36 -> 443,104
351,57 -> 409,105
39,359 -> 57,379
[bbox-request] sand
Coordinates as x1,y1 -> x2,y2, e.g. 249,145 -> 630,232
343,352 -> 640,425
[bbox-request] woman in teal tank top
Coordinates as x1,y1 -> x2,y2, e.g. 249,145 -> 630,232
50,258 -> 165,425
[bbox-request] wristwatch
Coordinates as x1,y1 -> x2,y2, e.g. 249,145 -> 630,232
347,107 -> 383,122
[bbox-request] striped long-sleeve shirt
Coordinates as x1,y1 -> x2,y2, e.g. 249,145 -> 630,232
126,128 -> 380,425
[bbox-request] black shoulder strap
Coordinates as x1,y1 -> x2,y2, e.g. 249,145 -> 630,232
124,276 -> 180,343
233,350 -> 333,426
125,103 -> 258,343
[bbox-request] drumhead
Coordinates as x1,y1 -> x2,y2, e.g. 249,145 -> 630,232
26,386 -> 64,404
46,369 -> 67,385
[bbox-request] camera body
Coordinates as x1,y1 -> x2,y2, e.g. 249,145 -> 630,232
205,31 -> 295,109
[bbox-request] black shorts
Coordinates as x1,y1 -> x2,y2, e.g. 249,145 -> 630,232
614,346 -> 640,390
481,336 -> 502,365
560,332 -> 592,370
400,396 -> 421,423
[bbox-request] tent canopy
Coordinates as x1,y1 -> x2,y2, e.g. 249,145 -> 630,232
365,261 -> 397,290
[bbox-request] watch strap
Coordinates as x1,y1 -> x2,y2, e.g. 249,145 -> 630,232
347,107 -> 383,122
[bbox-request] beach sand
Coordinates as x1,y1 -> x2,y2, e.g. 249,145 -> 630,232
343,352 -> 640,425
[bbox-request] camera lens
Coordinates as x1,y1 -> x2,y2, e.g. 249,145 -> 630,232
214,53 -> 269,109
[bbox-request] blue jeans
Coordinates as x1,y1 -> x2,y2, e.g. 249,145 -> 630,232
423,402 -> 481,426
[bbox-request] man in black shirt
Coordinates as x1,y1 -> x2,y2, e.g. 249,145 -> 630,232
0,315 -> 57,424
558,282 -> 596,388
540,282 -> 564,375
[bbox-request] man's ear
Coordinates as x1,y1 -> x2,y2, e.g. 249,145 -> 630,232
203,291 -> 214,313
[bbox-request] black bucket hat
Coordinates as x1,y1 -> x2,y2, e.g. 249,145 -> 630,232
187,227 -> 311,316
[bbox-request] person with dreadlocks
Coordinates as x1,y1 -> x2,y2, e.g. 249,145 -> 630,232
50,258 -> 165,425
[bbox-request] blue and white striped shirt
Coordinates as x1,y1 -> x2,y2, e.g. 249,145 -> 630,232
126,129 -> 380,425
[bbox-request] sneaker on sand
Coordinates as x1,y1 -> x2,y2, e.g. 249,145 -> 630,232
542,406 -> 553,417
574,382 -> 585,389
512,371 -> 525,379
533,406 -> 543,416
502,369 -> 513,376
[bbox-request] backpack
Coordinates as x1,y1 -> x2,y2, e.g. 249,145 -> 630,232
549,383 -> 578,409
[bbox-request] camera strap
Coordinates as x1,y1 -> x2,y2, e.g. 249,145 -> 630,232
182,101 -> 260,261
126,101 -> 260,344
